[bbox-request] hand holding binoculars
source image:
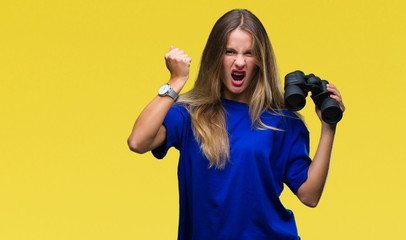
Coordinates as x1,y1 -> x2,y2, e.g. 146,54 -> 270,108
284,71 -> 343,124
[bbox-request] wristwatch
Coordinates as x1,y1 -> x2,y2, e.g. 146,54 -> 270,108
158,83 -> 178,101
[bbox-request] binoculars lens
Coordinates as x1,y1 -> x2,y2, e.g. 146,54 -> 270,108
284,85 -> 306,111
321,99 -> 343,124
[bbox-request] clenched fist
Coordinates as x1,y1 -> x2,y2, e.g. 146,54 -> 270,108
165,46 -> 192,83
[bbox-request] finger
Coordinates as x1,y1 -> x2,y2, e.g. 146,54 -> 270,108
329,89 -> 341,98
180,55 -> 191,62
329,94 -> 341,102
165,47 -> 191,64
326,84 -> 345,111
165,47 -> 174,59
167,46 -> 179,54
330,95 -> 345,112
165,49 -> 182,60
326,83 -> 337,91
177,53 -> 189,60
171,52 -> 190,61
185,57 -> 192,66
327,84 -> 341,97
173,50 -> 186,59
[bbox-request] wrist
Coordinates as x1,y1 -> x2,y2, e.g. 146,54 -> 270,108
321,122 -> 336,134
168,77 -> 187,94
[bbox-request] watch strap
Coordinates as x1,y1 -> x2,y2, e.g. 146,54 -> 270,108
167,87 -> 178,101
159,83 -> 178,101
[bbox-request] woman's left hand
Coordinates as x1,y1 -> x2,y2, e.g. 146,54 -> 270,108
300,83 -> 344,207
316,83 -> 345,125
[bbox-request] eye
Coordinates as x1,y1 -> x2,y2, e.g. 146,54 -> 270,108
245,51 -> 253,56
225,49 -> 235,55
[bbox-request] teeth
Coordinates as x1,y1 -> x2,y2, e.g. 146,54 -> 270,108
231,71 -> 245,81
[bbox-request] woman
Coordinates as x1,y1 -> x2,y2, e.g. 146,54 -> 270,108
128,9 -> 344,240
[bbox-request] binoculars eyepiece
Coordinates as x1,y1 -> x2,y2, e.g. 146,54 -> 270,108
284,70 -> 343,124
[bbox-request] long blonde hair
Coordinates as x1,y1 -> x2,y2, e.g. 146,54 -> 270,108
178,9 -> 285,169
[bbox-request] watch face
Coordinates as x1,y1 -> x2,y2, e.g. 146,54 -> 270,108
159,84 -> 170,95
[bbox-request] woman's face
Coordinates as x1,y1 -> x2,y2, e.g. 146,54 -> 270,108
221,28 -> 258,103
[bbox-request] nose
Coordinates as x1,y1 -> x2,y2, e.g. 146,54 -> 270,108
234,54 -> 246,69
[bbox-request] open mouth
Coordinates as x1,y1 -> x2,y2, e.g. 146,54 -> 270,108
231,70 -> 246,81
230,70 -> 246,87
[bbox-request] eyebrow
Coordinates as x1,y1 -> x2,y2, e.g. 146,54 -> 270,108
225,47 -> 253,52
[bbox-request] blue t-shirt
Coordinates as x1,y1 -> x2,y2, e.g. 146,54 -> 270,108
152,98 -> 311,240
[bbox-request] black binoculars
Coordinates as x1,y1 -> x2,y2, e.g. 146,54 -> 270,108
284,70 -> 343,124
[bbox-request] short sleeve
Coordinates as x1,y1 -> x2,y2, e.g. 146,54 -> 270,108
283,117 -> 312,194
151,104 -> 188,159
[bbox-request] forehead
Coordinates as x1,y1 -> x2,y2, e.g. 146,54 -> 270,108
226,28 -> 253,49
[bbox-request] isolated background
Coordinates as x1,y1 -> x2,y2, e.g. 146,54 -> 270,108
1,0 -> 405,239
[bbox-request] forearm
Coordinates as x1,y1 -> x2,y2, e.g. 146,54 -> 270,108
127,77 -> 186,153
127,95 -> 173,153
297,123 -> 336,207
128,46 -> 191,154
296,83 -> 344,207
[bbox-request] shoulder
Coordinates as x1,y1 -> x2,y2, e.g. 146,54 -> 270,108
170,102 -> 189,114
263,109 -> 308,133
165,102 -> 191,123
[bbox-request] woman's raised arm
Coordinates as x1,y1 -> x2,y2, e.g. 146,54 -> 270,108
127,46 -> 191,153
296,83 -> 345,207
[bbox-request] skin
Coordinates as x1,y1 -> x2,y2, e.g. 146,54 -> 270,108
222,28 -> 258,103
127,46 -> 191,153
296,83 -> 345,207
128,33 -> 345,208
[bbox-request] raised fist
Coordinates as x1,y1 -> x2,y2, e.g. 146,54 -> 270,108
165,46 -> 192,82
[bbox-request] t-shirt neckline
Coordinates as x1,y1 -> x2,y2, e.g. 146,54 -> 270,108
221,98 -> 249,109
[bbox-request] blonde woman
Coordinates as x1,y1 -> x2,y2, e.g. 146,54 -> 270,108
128,9 -> 345,240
